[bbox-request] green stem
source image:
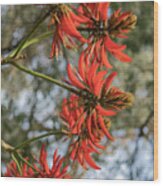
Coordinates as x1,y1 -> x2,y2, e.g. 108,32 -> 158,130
10,62 -> 80,95
16,152 -> 38,172
9,11 -> 50,58
11,153 -> 22,175
14,131 -> 65,150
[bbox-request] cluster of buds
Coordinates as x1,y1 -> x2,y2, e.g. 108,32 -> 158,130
108,8 -> 137,38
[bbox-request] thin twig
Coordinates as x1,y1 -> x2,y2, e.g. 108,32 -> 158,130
14,130 -> 65,150
9,62 -> 80,95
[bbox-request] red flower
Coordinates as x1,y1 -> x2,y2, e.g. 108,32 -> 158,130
4,158 -> 36,177
60,95 -> 105,170
64,60 -> 133,141
66,59 -> 134,115
67,59 -> 117,100
76,3 -> 134,67
4,145 -> 70,178
60,64 -> 133,169
49,4 -> 87,58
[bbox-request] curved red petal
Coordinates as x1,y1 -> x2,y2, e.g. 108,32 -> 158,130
111,50 -> 132,62
98,115 -> 114,141
67,64 -> 85,89
105,71 -> 117,93
101,45 -> 113,68
84,153 -> 101,170
96,105 -> 116,116
105,36 -> 126,50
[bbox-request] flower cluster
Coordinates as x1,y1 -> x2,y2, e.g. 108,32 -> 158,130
48,4 -> 87,58
5,145 -> 70,178
4,2 -> 136,177
77,3 -> 134,67
56,2 -> 135,170
49,3 -> 137,67
59,60 -> 134,169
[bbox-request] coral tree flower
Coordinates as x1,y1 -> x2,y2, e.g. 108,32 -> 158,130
67,58 -> 134,112
4,145 -> 70,178
77,3 -> 136,67
49,4 -> 87,58
60,95 -> 105,170
59,60 -> 134,170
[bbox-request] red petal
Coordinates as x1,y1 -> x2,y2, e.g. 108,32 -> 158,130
84,153 -> 101,170
77,149 -> 87,170
69,11 -> 90,25
53,157 -> 64,177
86,63 -> 99,90
88,140 -> 100,154
98,115 -> 114,141
101,45 -> 112,68
92,70 -> 107,96
39,144 -> 50,174
67,64 -> 85,89
61,14 -> 87,43
111,50 -> 132,62
104,36 -> 126,50
118,12 -> 131,22
87,116 -> 96,142
98,3 -> 110,21
78,52 -> 86,80
70,143 -> 78,160
105,72 -> 117,93
77,112 -> 86,133
52,150 -> 59,172
94,79 -> 106,98
96,105 -> 116,116
94,142 -> 106,150
114,8 -> 121,17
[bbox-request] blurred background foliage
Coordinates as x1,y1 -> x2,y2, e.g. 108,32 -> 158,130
1,2 -> 154,180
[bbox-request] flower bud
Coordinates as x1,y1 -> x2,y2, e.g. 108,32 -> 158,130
108,9 -> 137,38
